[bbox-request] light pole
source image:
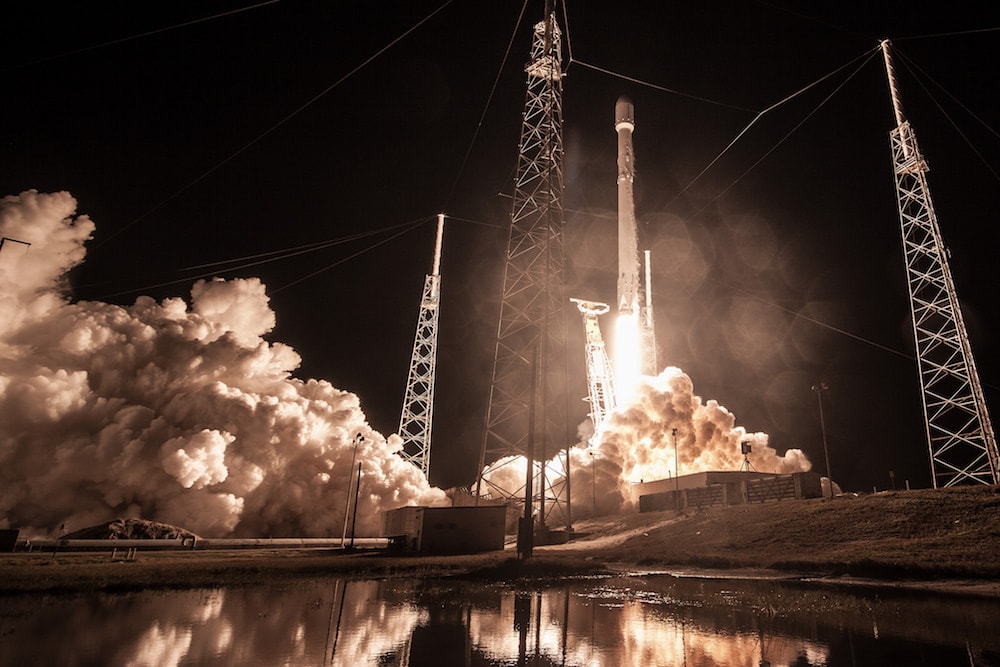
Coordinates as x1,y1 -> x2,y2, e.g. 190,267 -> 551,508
349,461 -> 362,549
589,450 -> 596,514
672,428 -> 679,494
811,383 -> 833,499
341,433 -> 364,547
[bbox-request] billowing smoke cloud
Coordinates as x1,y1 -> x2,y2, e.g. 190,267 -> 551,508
0,190 -> 446,538
600,366 -> 811,488
480,366 -> 811,517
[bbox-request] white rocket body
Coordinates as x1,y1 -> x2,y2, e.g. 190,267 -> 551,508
615,97 -> 640,317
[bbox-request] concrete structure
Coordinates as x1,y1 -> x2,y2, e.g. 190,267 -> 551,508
0,529 -> 18,552
633,471 -> 823,513
383,506 -> 506,554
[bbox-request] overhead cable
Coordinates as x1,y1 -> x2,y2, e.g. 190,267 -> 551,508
665,45 -> 881,210
89,216 -> 433,300
4,1 -> 281,72
894,48 -> 1000,183
94,0 -> 454,250
444,0 -> 530,209
691,48 -> 881,213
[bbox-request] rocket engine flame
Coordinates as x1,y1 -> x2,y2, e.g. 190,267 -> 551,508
0,191 -> 446,538
613,311 -> 641,404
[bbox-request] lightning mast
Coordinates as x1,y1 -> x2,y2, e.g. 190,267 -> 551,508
881,40 -> 999,487
476,4 -> 568,523
398,213 -> 445,478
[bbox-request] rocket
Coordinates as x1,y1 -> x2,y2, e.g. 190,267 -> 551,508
615,96 -> 640,317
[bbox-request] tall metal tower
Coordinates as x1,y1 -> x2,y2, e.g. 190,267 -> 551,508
475,5 -> 568,521
881,40 -> 999,487
571,298 -> 617,444
398,213 -> 445,478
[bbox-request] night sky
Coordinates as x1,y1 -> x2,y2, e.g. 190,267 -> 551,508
5,1 -> 999,493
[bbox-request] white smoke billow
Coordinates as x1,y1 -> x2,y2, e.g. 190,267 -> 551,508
0,190 -> 446,538
602,367 -> 811,485
480,366 -> 811,516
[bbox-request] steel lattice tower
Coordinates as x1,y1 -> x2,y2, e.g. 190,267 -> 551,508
571,299 -> 617,444
882,41 -> 999,487
398,214 -> 445,478
475,8 -> 568,523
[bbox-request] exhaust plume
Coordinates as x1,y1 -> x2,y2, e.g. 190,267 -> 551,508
0,190 -> 446,538
601,366 -> 811,488
480,366 -> 811,517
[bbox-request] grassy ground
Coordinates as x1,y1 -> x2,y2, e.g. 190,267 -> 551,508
541,485 -> 1000,600
0,549 -> 523,595
2,486 -> 999,595
546,485 -> 1000,578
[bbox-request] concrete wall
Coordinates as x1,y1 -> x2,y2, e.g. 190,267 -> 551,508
383,506 -> 506,554
638,472 -> 823,513
0,529 -> 18,552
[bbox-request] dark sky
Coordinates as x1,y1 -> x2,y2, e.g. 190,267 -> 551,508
4,1 -> 999,492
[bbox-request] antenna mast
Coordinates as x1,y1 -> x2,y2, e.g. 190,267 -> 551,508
881,40 -> 998,487
398,213 -> 445,478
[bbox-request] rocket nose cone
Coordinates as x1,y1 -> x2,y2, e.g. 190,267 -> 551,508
615,96 -> 634,127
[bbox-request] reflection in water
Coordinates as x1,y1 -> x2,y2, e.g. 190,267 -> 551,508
465,583 -> 827,666
1,574 -> 1000,665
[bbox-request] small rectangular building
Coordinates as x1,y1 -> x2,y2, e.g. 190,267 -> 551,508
0,529 -> 18,552
383,505 -> 506,554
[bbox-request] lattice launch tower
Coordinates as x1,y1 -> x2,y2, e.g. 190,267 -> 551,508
475,4 -> 569,525
398,214 -> 445,478
881,40 -> 998,486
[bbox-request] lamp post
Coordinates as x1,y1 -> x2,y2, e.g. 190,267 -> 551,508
672,428 -> 679,494
341,433 -> 364,547
349,462 -> 362,549
589,450 -> 596,513
811,383 -> 833,499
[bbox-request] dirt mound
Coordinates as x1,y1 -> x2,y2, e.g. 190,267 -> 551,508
63,518 -> 198,541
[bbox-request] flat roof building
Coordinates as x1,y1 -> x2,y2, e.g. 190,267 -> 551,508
383,505 -> 507,554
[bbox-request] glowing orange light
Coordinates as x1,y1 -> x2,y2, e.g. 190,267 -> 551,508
614,311 -> 641,405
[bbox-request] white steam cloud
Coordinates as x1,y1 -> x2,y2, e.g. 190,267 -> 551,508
481,366 -> 811,516
601,367 -> 811,486
0,191 -> 446,538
